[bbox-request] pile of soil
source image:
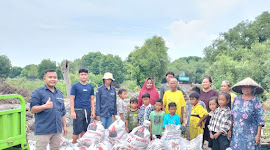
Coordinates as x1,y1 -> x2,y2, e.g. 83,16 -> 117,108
0,80 -> 31,104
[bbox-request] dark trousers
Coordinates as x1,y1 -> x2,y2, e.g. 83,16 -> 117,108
212,131 -> 230,150
203,116 -> 211,142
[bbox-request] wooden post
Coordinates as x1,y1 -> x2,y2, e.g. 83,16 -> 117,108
61,60 -> 71,98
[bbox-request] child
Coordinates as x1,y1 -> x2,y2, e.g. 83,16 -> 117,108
208,92 -> 232,150
149,98 -> 166,139
190,86 -> 206,108
117,88 -> 127,121
189,92 -> 209,140
186,86 -> 207,139
138,92 -> 154,126
126,97 -> 139,133
163,102 -> 181,129
207,96 -> 219,149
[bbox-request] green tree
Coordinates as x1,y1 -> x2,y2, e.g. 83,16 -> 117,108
204,11 -> 270,63
69,59 -> 83,74
9,66 -> 23,78
37,59 -> 57,79
0,55 -> 11,78
20,64 -> 38,79
81,52 -> 103,75
56,66 -> 63,80
99,54 -> 125,84
126,36 -> 169,86
168,57 -> 207,84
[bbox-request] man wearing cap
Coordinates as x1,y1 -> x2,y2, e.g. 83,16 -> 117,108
95,72 -> 117,129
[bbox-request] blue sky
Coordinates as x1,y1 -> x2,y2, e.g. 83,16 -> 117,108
0,0 -> 269,67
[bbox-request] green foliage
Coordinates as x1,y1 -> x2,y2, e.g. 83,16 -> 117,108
69,59 -> 83,74
5,78 -> 44,91
126,36 -> 169,86
37,59 -> 57,79
0,55 -> 11,78
168,57 -> 208,83
204,11 -> 270,63
121,80 -> 140,92
81,52 -> 103,75
79,52 -> 125,84
9,66 -> 23,78
20,64 -> 38,79
56,66 -> 63,80
88,73 -> 103,88
205,55 -> 238,89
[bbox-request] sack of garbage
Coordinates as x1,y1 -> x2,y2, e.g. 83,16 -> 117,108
179,134 -> 203,150
147,135 -> 165,150
112,140 -> 129,150
78,120 -> 105,147
108,116 -> 128,144
161,124 -> 181,150
126,120 -> 151,150
59,137 -> 74,150
87,139 -> 112,150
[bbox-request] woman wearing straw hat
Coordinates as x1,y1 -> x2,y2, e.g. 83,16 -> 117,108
95,72 -> 117,129
230,77 -> 265,150
220,80 -> 237,108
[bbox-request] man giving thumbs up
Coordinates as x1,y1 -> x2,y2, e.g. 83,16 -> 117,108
30,69 -> 67,150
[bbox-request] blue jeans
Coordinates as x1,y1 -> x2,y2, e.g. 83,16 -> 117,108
100,114 -> 112,129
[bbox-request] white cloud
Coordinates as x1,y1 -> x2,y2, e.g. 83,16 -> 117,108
196,0 -> 243,19
166,20 -> 208,44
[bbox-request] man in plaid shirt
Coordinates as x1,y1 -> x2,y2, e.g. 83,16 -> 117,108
208,92 -> 232,150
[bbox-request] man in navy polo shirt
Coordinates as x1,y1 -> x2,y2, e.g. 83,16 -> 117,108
30,69 -> 67,150
96,72 -> 117,129
70,68 -> 95,143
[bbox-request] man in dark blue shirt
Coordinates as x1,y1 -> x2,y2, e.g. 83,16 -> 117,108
96,72 -> 117,129
30,69 -> 67,150
70,68 -> 95,143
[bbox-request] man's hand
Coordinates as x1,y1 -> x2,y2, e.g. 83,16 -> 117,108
63,126 -> 68,136
180,118 -> 183,124
96,116 -> 100,121
126,128 -> 129,133
44,97 -> 53,109
113,115 -> 116,120
91,111 -> 95,118
71,111 -> 76,119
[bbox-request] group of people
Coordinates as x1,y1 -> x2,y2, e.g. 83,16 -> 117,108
30,69 -> 265,150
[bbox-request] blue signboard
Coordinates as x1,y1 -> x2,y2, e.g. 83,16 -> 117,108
179,77 -> 190,81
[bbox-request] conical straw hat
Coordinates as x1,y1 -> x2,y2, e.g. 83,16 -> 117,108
232,77 -> 264,94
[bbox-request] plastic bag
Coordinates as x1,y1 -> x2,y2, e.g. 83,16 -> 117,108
126,120 -> 151,150
59,137 -> 74,150
161,124 -> 181,150
147,135 -> 165,150
108,116 -> 128,144
79,120 -> 105,147
112,140 -> 129,150
179,134 -> 203,150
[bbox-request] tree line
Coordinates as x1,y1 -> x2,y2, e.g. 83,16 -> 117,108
1,11 -> 270,99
